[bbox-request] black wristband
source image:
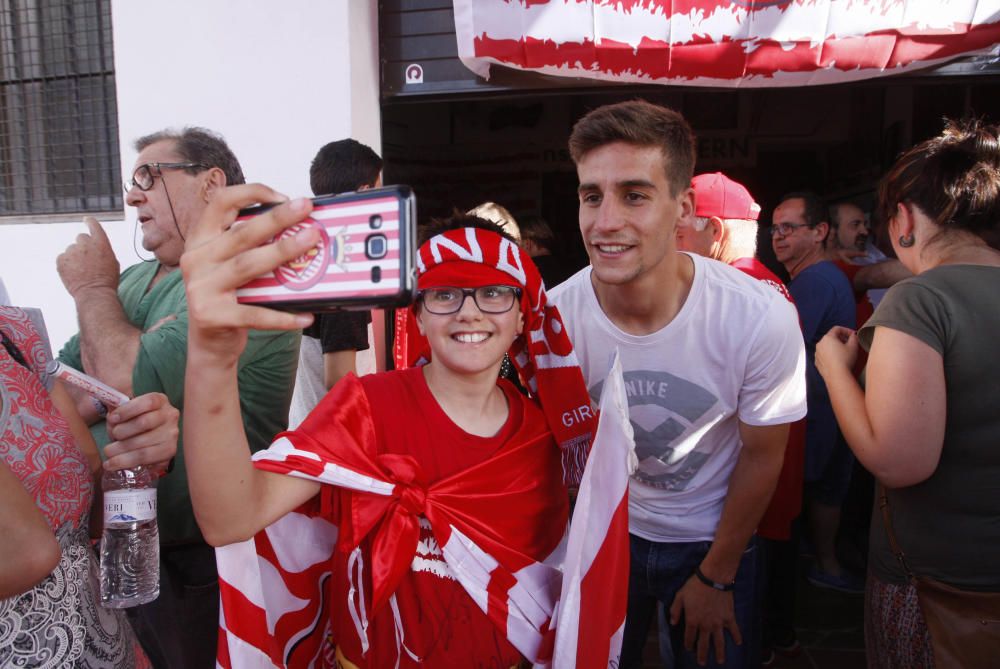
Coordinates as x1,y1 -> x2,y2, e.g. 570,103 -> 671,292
695,566 -> 735,592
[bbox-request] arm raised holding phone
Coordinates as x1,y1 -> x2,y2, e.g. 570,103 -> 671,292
180,186 -> 323,546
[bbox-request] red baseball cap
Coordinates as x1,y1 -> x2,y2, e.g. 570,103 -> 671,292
692,172 -> 761,221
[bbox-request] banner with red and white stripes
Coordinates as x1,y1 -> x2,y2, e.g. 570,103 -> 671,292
216,507 -> 340,669
551,350 -> 635,668
453,0 -> 1000,87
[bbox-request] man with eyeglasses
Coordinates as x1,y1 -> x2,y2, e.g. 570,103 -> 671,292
54,127 -> 300,668
769,192 -> 858,596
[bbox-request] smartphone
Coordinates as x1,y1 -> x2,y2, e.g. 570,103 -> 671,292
235,185 -> 417,312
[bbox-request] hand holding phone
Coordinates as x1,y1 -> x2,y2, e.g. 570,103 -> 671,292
181,185 -> 320,362
235,186 -> 417,312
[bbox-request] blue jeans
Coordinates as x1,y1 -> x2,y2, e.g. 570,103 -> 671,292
619,535 -> 757,669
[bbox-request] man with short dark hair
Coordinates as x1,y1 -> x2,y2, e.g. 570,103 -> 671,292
288,138 -> 383,428
770,191 -> 831,279
55,126 -> 300,668
310,137 -> 383,197
770,192 -> 857,594
551,100 -> 806,669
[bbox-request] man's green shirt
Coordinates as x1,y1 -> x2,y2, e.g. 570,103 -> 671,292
59,262 -> 300,545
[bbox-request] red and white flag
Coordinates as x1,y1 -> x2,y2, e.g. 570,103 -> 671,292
550,351 -> 636,668
216,506 -> 340,669
453,0 -> 1000,87
213,370 -> 635,668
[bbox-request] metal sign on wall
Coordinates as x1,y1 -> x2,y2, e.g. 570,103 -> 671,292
452,0 -> 1000,88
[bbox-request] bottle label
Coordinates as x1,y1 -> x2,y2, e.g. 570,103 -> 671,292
104,489 -> 157,523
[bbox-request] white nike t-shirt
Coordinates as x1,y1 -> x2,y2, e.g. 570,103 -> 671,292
550,253 -> 806,542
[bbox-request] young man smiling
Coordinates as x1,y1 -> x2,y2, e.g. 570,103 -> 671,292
549,100 -> 806,669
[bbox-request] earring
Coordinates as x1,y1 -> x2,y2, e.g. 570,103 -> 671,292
898,234 -> 915,248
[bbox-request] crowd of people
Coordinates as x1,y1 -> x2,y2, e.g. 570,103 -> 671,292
1,99 -> 997,669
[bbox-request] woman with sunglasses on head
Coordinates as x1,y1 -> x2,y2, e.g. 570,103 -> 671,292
816,119 -> 1000,668
180,189 -> 595,668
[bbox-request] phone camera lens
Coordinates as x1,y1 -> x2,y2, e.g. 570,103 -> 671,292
369,215 -> 383,229
366,234 -> 388,259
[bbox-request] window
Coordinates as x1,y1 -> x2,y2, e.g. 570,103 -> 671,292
0,0 -> 121,218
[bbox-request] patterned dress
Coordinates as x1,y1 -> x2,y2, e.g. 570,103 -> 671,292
0,306 -> 149,668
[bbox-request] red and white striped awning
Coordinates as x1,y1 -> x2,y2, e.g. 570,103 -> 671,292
453,0 -> 1000,87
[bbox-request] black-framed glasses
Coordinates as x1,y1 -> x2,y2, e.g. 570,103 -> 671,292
767,222 -> 814,237
123,162 -> 207,193
419,285 -> 522,315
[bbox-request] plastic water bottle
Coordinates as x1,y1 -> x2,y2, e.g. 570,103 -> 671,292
99,466 -> 160,607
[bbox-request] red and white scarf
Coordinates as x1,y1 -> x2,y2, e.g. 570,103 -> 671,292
216,361 -> 635,669
218,373 -> 569,667
393,226 -> 596,483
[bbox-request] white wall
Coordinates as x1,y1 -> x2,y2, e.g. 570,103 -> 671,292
0,221 -> 144,352
0,0 -> 381,351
